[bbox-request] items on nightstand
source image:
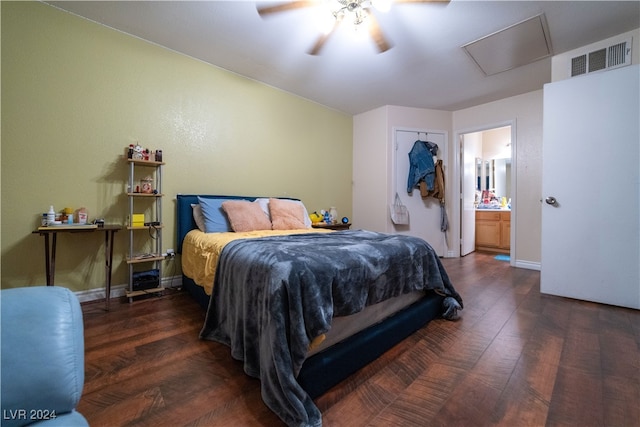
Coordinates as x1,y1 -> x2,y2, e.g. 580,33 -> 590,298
309,211 -> 323,224
311,221 -> 351,231
329,207 -> 338,224
311,207 -> 346,226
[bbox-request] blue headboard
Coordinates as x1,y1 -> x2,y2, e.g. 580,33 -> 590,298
175,194 -> 301,253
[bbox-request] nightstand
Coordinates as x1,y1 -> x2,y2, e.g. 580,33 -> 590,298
312,223 -> 351,231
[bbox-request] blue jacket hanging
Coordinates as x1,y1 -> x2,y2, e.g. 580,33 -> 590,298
407,140 -> 438,193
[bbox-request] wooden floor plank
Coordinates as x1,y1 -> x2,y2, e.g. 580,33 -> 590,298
77,252 -> 640,426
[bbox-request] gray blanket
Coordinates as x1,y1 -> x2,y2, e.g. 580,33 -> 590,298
200,230 -> 463,427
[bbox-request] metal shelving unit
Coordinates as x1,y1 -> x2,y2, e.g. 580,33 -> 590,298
126,158 -> 164,301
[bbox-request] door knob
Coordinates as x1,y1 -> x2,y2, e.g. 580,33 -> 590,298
545,196 -> 558,206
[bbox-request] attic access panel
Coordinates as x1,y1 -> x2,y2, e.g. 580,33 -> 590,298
462,14 -> 553,76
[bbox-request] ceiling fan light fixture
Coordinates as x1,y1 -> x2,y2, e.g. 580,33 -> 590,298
332,0 -> 373,27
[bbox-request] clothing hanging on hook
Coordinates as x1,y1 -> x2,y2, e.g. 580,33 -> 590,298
407,139 -> 439,193
420,159 -> 445,202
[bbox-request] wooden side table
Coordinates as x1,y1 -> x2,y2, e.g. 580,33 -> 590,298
33,225 -> 121,310
311,222 -> 352,231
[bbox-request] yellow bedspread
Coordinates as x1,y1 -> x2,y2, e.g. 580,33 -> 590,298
181,228 -> 333,296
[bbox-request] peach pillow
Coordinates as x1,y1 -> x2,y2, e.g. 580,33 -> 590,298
269,198 -> 307,230
221,200 -> 272,232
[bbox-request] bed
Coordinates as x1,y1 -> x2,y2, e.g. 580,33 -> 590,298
176,194 -> 463,427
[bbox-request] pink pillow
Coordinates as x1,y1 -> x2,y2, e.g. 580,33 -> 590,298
269,198 -> 307,230
221,200 -> 272,232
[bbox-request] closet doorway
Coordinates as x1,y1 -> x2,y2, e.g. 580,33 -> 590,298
459,123 -> 514,260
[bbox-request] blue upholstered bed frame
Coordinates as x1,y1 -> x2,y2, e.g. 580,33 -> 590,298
176,194 -> 443,398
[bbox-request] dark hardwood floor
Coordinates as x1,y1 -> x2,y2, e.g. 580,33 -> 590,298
79,252 -> 639,426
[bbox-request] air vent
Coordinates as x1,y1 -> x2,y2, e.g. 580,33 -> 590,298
571,55 -> 587,76
588,49 -> 606,72
570,39 -> 632,77
608,41 -> 629,67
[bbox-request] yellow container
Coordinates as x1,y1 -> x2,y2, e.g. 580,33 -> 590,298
131,213 -> 145,227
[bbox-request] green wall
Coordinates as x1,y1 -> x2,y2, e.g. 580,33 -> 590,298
1,2 -> 353,293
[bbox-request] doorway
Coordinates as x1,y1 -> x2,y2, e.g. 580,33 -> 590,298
459,123 -> 515,261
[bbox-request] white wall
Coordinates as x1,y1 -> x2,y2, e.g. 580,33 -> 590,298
353,106 -> 389,232
352,106 -> 452,242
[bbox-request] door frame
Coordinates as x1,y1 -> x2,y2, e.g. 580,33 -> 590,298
453,120 -> 517,264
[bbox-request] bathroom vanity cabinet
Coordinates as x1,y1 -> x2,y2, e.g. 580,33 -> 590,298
475,210 -> 510,254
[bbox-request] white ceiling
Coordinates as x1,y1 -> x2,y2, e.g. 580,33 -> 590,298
47,0 -> 640,115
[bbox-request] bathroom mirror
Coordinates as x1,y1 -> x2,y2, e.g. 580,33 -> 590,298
477,158 -> 511,199
493,158 -> 511,199
484,160 -> 493,191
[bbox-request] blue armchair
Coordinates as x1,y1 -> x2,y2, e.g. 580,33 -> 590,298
1,286 -> 88,427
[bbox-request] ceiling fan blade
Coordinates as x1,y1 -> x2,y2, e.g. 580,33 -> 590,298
257,1 -> 318,17
367,11 -> 392,53
308,33 -> 332,56
307,15 -> 343,55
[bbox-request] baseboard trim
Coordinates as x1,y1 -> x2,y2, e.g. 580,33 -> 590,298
74,275 -> 182,303
514,260 -> 541,271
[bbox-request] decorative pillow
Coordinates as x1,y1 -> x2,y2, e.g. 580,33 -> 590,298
269,198 -> 307,230
191,203 -> 206,232
293,200 -> 313,228
221,200 -> 272,232
255,197 -> 312,228
197,197 -> 232,233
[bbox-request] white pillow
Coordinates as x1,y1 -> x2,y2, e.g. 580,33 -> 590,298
191,203 -> 206,232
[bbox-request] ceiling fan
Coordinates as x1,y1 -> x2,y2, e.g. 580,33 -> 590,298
257,0 -> 450,55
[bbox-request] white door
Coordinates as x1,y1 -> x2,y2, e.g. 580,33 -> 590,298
541,65 -> 640,309
461,133 -> 481,256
